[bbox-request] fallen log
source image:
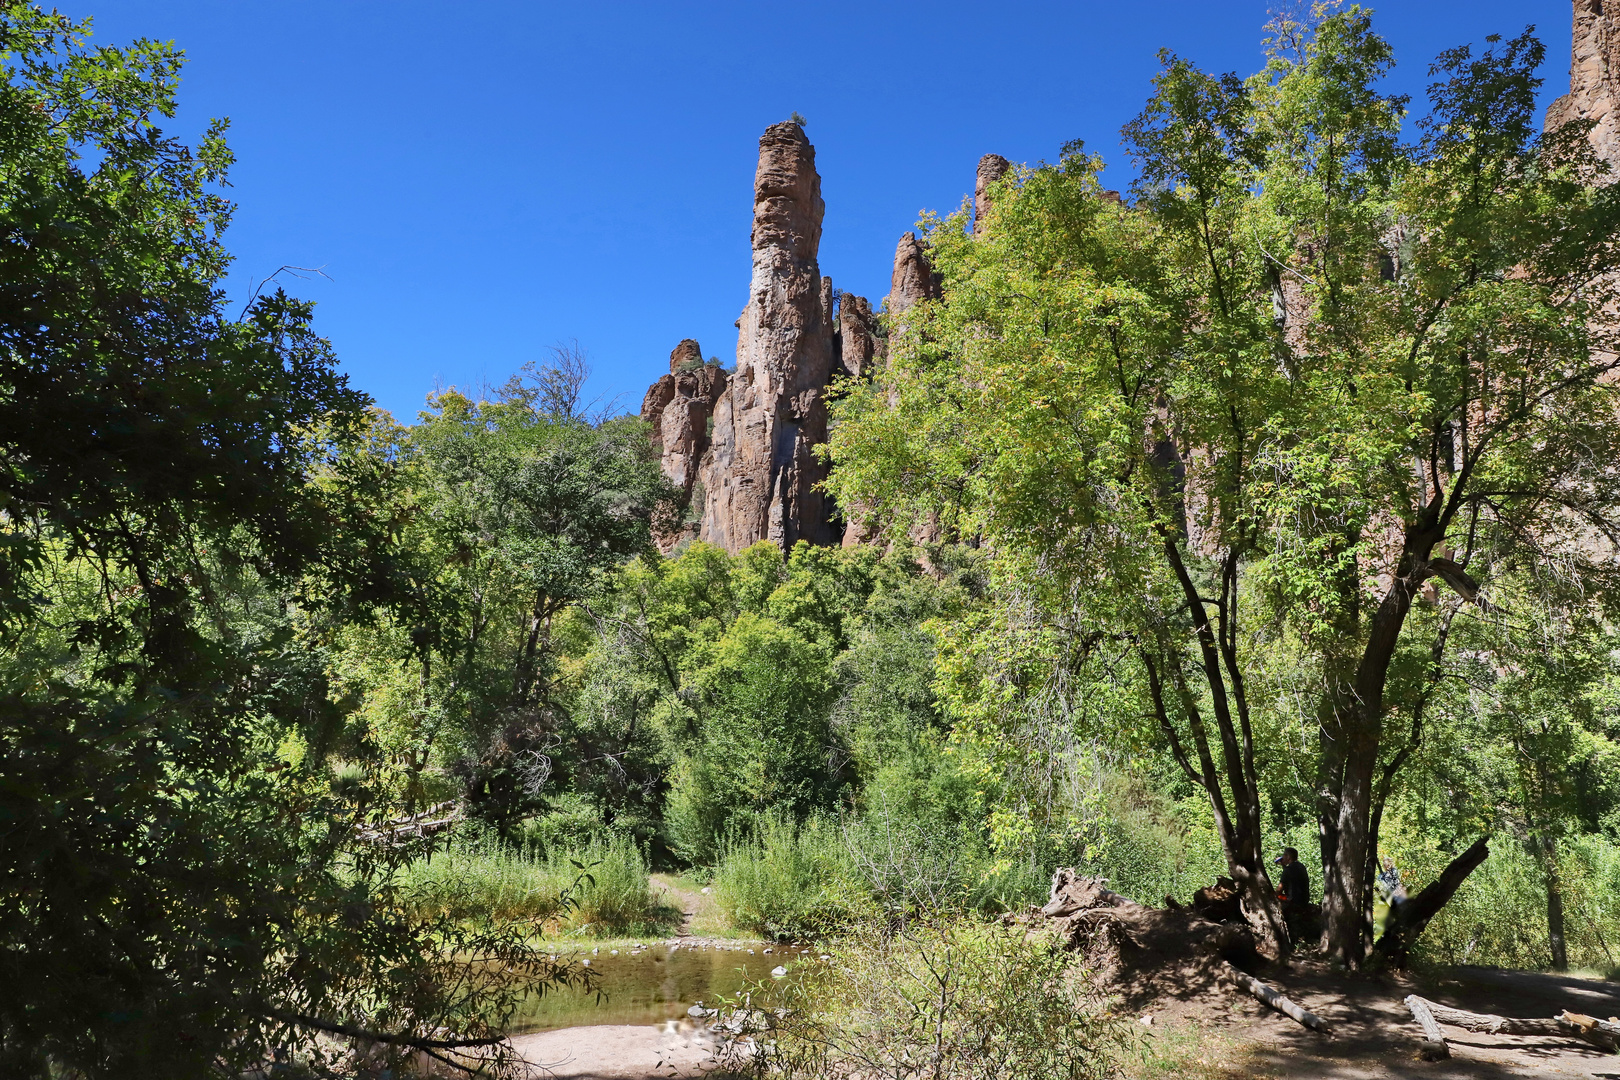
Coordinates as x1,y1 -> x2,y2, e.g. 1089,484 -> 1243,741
1418,997 -> 1564,1037
1404,996 -> 1619,1053
1220,961 -> 1332,1035
354,801 -> 463,845
1561,1011 -> 1620,1052
1403,995 -> 1450,1060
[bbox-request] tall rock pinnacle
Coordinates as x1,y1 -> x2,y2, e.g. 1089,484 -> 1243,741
888,232 -> 940,314
1547,0 -> 1620,169
974,154 -> 1011,234
694,122 -> 840,552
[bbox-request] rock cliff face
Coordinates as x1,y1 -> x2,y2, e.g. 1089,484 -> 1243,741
640,338 -> 726,503
639,123 -> 998,555
1546,0 -> 1620,169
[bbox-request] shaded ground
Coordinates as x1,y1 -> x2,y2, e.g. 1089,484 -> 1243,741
1128,961 -> 1620,1080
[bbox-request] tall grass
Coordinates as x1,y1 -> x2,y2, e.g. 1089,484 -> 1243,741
396,827 -> 671,936
712,815 -> 869,940
563,832 -> 669,936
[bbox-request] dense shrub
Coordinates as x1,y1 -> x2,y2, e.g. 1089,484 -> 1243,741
713,816 -> 870,940
715,918 -> 1134,1079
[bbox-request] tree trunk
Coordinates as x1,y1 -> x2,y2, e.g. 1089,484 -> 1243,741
1372,837 -> 1490,966
1541,836 -> 1568,971
1324,716 -> 1378,964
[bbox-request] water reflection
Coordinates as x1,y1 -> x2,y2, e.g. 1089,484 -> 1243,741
509,943 -> 808,1033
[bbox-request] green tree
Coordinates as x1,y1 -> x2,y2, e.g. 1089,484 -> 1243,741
395,360 -> 676,832
0,8 -> 579,1074
828,8 -> 1620,964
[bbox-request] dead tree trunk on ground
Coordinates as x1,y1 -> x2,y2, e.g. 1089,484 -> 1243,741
1221,961 -> 1332,1035
1402,995 -> 1620,1053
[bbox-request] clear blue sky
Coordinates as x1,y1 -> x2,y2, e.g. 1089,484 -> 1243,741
88,1 -> 1569,422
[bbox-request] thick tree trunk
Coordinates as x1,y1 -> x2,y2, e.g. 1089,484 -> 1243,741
1325,719 -> 1378,964
1321,531 -> 1439,965
1372,837 -> 1490,966
1540,836 -> 1568,971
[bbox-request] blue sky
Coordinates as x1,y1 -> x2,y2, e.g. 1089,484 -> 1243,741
88,1 -> 1570,422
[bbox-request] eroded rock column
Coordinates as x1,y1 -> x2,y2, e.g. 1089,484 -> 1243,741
697,122 -> 838,552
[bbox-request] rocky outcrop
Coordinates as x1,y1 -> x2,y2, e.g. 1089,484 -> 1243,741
682,122 -> 842,554
1546,0 -> 1620,169
836,293 -> 879,380
974,153 -> 1011,234
640,339 -> 726,502
888,231 -> 940,314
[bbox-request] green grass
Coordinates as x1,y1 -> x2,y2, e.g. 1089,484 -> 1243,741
396,828 -> 677,936
711,814 -> 870,941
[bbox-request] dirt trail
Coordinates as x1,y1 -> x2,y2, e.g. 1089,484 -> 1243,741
1134,962 -> 1620,1079
649,874 -> 704,938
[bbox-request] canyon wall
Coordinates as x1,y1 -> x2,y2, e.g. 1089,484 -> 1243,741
1547,0 -> 1620,169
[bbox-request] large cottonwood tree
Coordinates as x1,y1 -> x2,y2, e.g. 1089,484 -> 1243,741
827,9 -> 1620,963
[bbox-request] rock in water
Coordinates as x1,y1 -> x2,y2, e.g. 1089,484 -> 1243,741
771,965 -> 788,978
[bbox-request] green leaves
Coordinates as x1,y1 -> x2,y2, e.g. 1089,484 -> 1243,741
827,3 -> 1620,961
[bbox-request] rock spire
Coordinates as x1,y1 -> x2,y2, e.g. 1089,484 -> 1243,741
1546,0 -> 1620,169
888,232 -> 940,314
692,122 -> 840,552
974,153 -> 1011,234
640,131 -> 1015,555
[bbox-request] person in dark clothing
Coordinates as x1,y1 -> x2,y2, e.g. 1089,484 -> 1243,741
1273,847 -> 1311,944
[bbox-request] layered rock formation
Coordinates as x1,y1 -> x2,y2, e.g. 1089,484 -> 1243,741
1546,0 -> 1620,169
639,339 -> 726,523
641,123 -> 1004,555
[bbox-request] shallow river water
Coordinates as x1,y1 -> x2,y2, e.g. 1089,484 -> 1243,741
508,942 -> 810,1033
